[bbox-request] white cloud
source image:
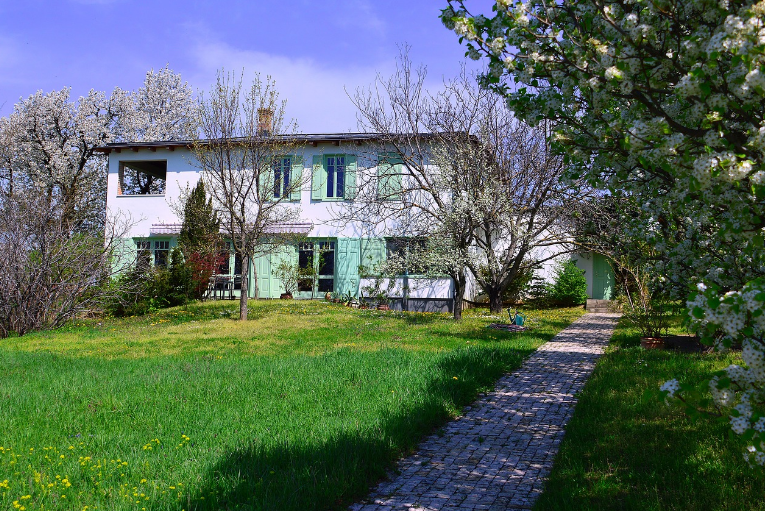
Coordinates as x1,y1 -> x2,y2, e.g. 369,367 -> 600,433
188,40 -> 394,133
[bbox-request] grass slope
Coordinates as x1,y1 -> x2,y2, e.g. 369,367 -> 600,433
0,300 -> 582,511
535,318 -> 765,511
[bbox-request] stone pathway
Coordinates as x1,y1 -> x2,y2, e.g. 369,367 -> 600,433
350,313 -> 620,511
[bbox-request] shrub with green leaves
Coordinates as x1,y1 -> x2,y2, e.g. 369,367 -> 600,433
548,260 -> 588,307
109,248 -> 193,316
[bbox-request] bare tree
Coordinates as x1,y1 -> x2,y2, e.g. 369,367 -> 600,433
191,72 -> 308,321
0,191 -> 132,338
346,53 -> 592,316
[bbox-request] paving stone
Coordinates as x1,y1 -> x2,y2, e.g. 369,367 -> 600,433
350,313 -> 619,510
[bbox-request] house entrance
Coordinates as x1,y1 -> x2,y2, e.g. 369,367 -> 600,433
592,253 -> 614,300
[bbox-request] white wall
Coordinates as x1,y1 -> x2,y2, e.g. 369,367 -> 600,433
107,148 -> 200,237
106,141 -> 453,300
107,142 -> 411,239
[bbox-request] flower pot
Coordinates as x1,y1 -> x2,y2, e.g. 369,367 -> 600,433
377,304 -> 390,311
641,337 -> 665,350
325,292 -> 332,301
280,293 -> 293,300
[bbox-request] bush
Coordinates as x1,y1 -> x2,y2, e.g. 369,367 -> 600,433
109,248 -> 194,317
547,259 -> 588,306
502,268 -> 535,304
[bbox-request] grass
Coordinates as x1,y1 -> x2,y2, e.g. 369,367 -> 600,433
535,316 -> 765,511
0,300 -> 583,511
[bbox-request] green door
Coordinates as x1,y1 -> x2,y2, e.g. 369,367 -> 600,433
592,253 -> 614,300
254,253 -> 271,298
336,238 -> 360,297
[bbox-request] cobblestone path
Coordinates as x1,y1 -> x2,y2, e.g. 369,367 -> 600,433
350,313 -> 620,511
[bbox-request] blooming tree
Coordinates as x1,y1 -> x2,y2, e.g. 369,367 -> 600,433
441,0 -> 765,464
0,88 -> 130,230
0,67 -> 195,335
122,65 -> 196,143
0,66 -> 194,231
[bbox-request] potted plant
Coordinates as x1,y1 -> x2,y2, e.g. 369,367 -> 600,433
360,270 -> 394,311
342,290 -> 356,306
273,260 -> 300,300
624,298 -> 670,349
376,291 -> 391,311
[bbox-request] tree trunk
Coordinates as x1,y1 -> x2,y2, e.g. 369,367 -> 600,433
489,288 -> 503,314
239,254 -> 250,321
452,272 -> 466,321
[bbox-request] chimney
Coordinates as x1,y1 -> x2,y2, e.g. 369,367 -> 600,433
258,108 -> 274,136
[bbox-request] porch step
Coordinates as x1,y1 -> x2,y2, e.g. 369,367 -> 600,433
586,299 -> 613,313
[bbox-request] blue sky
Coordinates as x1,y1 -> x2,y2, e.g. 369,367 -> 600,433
0,0 -> 495,133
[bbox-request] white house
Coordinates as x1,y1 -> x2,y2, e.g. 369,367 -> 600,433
99,134 -> 456,312
99,133 -> 614,312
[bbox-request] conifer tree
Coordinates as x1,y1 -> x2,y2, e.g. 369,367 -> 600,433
178,179 -> 219,252
177,179 -> 222,299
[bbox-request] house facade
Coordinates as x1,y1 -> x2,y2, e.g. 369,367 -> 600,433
100,134 -> 615,311
100,135 -> 455,312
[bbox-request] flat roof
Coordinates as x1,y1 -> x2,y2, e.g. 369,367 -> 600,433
94,133 -> 439,153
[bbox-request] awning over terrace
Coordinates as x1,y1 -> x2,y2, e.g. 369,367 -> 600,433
149,222 -> 315,236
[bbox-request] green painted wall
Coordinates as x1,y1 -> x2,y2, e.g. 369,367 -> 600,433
116,236 -> 390,300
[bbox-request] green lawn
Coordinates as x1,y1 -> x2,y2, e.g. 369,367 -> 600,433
535,317 -> 765,511
0,300 -> 583,511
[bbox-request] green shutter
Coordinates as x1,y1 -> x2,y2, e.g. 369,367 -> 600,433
377,153 -> 403,201
290,155 -> 303,202
336,238 -> 360,297
259,166 -> 275,202
360,238 -> 387,275
112,237 -> 135,273
270,245 -> 296,296
344,154 -> 357,200
312,155 -> 324,201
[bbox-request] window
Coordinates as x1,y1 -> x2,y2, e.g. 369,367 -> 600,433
386,237 -> 428,275
326,156 -> 345,198
296,241 -> 335,294
154,240 -> 170,268
297,242 -> 314,292
119,161 -> 167,195
233,252 -> 243,289
311,154 -> 357,201
136,240 -> 151,270
273,156 -> 291,199
317,241 -> 335,293
217,242 -> 231,275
